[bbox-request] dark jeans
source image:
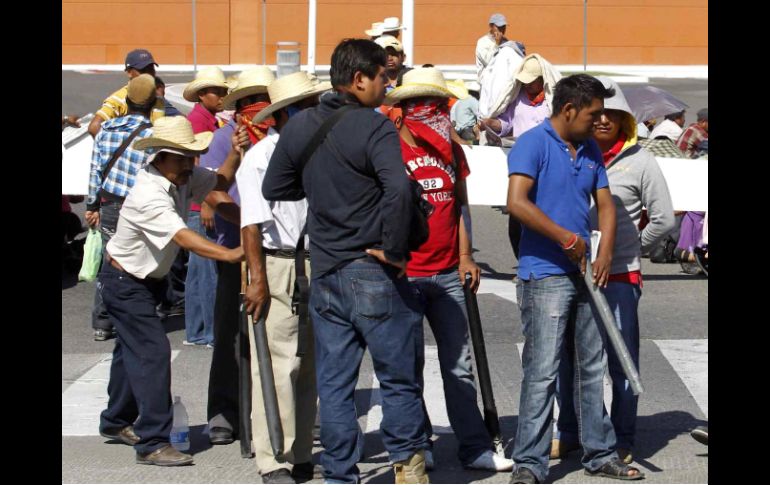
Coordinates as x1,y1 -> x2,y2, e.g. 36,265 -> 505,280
207,261 -> 241,430
98,262 -> 172,454
311,258 -> 429,483
92,197 -> 122,331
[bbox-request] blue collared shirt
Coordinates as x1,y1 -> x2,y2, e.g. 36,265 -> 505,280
508,118 -> 609,280
88,114 -> 153,205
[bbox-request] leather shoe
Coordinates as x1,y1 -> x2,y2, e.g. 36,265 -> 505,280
291,462 -> 315,481
100,425 -> 140,446
209,426 -> 234,445
262,468 -> 295,483
136,444 -> 193,466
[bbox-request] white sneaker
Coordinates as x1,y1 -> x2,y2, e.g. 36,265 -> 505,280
424,449 -> 435,471
465,450 -> 514,471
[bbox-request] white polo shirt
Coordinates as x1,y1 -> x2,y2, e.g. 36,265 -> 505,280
106,164 -> 217,279
236,127 -> 308,250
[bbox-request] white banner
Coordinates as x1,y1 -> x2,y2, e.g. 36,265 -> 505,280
462,145 -> 707,211
61,115 -> 94,196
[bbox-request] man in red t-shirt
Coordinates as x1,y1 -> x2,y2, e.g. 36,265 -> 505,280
383,67 -> 514,473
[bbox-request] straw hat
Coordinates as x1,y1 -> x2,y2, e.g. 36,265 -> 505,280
134,116 -> 214,153
365,22 -> 384,37
182,66 -> 231,102
250,71 -> 332,124
383,67 -> 454,105
381,17 -> 405,32
446,79 -> 470,100
222,66 -> 276,110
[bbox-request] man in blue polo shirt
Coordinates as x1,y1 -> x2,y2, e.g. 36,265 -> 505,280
505,74 -> 644,483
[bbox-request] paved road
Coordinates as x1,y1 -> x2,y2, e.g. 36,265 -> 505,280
62,72 -> 708,484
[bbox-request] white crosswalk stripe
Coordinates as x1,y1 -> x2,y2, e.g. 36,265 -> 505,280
653,339 -> 708,418
61,350 -> 180,436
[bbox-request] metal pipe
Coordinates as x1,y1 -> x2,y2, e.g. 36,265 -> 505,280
308,0 -> 317,73
192,0 -> 197,71
262,0 -> 267,65
583,259 -> 644,395
583,0 -> 587,71
402,0 -> 414,65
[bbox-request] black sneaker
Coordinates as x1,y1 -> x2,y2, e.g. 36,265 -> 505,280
157,302 -> 185,319
291,462 -> 315,481
262,468 -> 295,484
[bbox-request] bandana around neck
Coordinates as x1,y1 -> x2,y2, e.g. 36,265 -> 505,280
239,101 -> 275,144
402,99 -> 453,163
525,89 -> 545,106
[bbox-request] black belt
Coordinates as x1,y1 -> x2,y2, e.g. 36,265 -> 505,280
263,247 -> 310,259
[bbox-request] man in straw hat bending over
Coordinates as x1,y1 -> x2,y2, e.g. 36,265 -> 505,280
97,115 -> 247,466
383,67 -> 513,473
236,70 -> 331,484
181,66 -> 231,349
263,39 -> 430,484
202,66 -> 276,447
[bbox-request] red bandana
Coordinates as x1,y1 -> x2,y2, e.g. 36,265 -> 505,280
602,132 -> 627,166
239,101 -> 276,144
402,99 -> 453,163
525,90 -> 545,106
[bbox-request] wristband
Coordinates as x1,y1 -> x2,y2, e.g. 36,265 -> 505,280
562,233 -> 578,250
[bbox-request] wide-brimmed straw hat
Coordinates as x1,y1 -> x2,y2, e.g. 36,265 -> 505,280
365,22 -> 384,37
383,67 -> 454,105
182,66 -> 231,102
382,17 -> 405,32
222,66 -> 276,110
446,79 -> 470,100
251,71 -> 332,124
134,116 -> 214,153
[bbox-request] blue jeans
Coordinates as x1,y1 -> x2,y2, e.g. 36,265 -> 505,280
409,270 -> 492,465
311,258 -> 429,483
512,274 -> 617,482
183,211 -> 217,345
557,281 -> 642,450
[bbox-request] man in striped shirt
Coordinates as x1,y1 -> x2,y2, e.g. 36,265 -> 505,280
87,49 -> 166,137
85,74 -> 156,341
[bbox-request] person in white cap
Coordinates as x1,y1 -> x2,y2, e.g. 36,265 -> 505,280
478,14 -> 527,123
375,35 -> 409,89
236,70 -> 331,485
383,67 -> 514,474
97,115 -> 246,467
200,66 -> 276,447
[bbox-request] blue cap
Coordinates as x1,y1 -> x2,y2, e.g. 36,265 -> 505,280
124,49 -> 158,71
489,13 -> 507,27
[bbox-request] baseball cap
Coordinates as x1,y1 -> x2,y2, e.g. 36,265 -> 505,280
127,74 -> 157,104
489,13 -> 507,27
125,49 -> 158,71
375,35 -> 404,53
516,57 -> 543,84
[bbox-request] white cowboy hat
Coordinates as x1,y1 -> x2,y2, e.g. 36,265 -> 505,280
446,79 -> 470,100
134,116 -> 214,153
182,66 -> 231,102
364,21 -> 384,37
222,66 -> 276,110
381,17 -> 405,32
383,67 -> 454,105
251,71 -> 332,124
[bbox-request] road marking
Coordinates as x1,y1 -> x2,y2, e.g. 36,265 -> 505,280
366,346 -> 451,434
478,278 -> 518,304
62,350 -> 180,436
654,339 -> 708,418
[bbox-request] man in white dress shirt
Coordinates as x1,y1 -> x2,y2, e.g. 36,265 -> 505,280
97,116 -> 246,467
236,71 -> 331,484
